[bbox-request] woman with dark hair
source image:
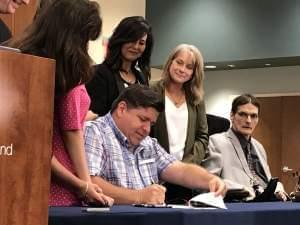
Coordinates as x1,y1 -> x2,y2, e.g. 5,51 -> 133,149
33,0 -> 53,19
8,0 -> 113,206
86,16 -> 153,117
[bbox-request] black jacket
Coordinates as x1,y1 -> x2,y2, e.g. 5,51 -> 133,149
86,62 -> 148,116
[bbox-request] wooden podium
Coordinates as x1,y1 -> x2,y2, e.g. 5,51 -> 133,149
0,50 -> 55,225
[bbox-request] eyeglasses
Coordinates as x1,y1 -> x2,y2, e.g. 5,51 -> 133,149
237,111 -> 258,120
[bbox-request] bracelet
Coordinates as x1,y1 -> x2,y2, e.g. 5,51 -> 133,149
82,182 -> 89,198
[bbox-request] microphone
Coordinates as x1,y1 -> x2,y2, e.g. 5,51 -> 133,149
282,166 -> 293,173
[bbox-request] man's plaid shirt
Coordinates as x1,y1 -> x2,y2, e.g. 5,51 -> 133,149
84,113 -> 176,189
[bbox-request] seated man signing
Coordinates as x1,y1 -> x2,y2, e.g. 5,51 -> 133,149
84,84 -> 226,204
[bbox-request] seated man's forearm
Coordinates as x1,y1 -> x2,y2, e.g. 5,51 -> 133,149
91,176 -> 139,204
161,161 -> 226,196
91,176 -> 166,204
161,162 -> 211,189
182,163 -> 215,189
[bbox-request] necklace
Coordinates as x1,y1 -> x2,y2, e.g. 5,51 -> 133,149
119,70 -> 136,84
165,90 -> 185,107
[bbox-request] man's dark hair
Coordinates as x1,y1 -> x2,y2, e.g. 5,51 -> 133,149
111,84 -> 164,113
231,94 -> 260,114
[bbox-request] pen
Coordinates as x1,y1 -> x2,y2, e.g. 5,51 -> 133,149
82,208 -> 110,212
133,204 -> 172,208
150,177 -> 156,185
150,177 -> 165,186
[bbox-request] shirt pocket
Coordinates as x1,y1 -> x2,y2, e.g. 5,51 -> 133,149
138,157 -> 159,186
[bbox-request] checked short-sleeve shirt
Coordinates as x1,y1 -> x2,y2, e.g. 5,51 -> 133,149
84,113 -> 176,189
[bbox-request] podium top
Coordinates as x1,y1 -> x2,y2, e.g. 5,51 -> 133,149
0,45 -> 21,53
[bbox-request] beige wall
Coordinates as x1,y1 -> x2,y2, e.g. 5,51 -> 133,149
88,0 -> 146,64
151,68 -> 163,81
151,66 -> 300,120
205,65 -> 300,118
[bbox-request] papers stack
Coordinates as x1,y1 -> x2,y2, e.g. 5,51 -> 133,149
189,192 -> 227,209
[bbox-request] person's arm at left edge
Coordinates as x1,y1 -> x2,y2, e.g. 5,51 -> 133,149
0,0 -> 30,14
160,161 -> 227,197
183,102 -> 209,165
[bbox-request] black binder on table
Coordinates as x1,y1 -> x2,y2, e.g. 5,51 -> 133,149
252,177 -> 278,202
224,177 -> 279,202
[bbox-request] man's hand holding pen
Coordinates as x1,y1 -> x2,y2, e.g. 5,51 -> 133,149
136,180 -> 166,204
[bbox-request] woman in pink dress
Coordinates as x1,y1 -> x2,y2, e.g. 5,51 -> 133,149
8,0 -> 113,206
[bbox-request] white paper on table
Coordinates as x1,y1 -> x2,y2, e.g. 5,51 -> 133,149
168,204 -> 216,210
188,192 -> 227,209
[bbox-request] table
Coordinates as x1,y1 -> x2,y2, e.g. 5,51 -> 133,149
49,202 -> 300,225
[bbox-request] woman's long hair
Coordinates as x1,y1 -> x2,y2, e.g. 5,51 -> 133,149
162,44 -> 205,105
104,16 -> 153,81
8,0 -> 102,96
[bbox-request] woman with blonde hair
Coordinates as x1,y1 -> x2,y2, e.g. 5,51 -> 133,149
151,44 -> 208,202
152,43 -> 208,163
